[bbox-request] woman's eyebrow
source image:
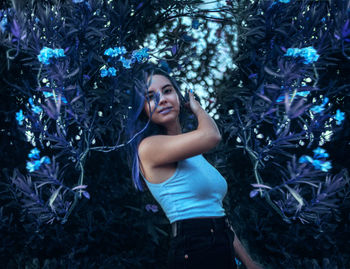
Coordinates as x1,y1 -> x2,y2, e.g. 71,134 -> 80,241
146,84 -> 172,95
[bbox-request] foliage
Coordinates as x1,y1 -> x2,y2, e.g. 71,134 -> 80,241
0,0 -> 349,268
0,0 -> 228,267
215,0 -> 350,268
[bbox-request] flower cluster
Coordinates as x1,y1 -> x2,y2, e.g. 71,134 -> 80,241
104,46 -> 127,57
16,109 -> 25,125
299,147 -> 332,172
28,98 -> 42,114
284,46 -> 320,64
16,94 -> 66,126
101,46 -> 150,77
26,148 -> 51,172
310,97 -> 328,114
100,67 -> 117,77
37,47 -> 66,65
119,56 -> 132,69
333,109 -> 345,125
131,48 -> 149,63
309,98 -> 345,125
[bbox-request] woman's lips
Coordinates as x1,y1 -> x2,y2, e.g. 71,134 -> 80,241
159,107 -> 172,114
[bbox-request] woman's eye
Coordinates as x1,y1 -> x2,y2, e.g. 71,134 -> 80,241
164,88 -> 172,93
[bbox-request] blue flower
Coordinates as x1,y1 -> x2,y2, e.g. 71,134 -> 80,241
0,16 -> 7,33
296,91 -> 310,97
72,0 -> 84,3
43,92 -> 53,98
310,97 -> 329,114
312,159 -> 322,170
40,156 -> 51,164
28,97 -> 34,107
108,67 -> 116,76
100,67 -> 117,77
322,97 -> 329,105
100,69 -> 108,77
53,48 -> 65,58
284,46 -> 319,64
334,109 -> 345,125
119,46 -> 127,55
312,160 -> 332,172
104,46 -> 127,57
276,95 -> 285,103
26,161 -> 35,172
16,109 -> 25,125
32,105 -> 42,114
104,48 -> 115,57
28,148 -> 40,159
299,152 -> 332,172
38,47 -> 65,65
61,96 -> 68,104
119,56 -> 132,69
26,151 -> 50,172
28,98 -> 42,114
285,48 -> 301,57
319,161 -> 332,172
132,48 -> 149,63
313,147 -> 329,159
310,105 -> 324,114
299,155 -> 313,164
300,47 -> 320,64
38,47 -> 54,65
26,160 -> 41,172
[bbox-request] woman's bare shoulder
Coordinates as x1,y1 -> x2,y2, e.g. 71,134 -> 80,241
137,131 -> 220,167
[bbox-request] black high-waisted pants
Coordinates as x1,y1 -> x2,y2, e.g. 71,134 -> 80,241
167,216 -> 238,269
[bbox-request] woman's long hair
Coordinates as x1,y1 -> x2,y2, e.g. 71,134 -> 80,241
125,63 -> 189,191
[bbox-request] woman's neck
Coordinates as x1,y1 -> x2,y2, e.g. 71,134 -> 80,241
165,119 -> 182,135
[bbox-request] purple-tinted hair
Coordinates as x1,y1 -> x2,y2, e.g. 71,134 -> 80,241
125,63 -> 189,191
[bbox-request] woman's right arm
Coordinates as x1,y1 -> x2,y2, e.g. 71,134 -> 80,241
138,91 -> 221,167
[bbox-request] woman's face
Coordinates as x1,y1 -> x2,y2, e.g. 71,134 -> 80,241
143,74 -> 180,126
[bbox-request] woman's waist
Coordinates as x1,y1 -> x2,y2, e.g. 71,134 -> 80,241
171,215 -> 231,238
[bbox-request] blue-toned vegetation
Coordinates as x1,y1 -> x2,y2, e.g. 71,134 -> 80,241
0,0 -> 349,268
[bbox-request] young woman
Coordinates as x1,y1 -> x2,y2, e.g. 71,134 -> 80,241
126,65 -> 262,269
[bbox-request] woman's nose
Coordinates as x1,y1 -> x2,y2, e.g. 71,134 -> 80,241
157,91 -> 167,103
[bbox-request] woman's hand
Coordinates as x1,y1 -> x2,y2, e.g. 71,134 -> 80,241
185,90 -> 202,115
